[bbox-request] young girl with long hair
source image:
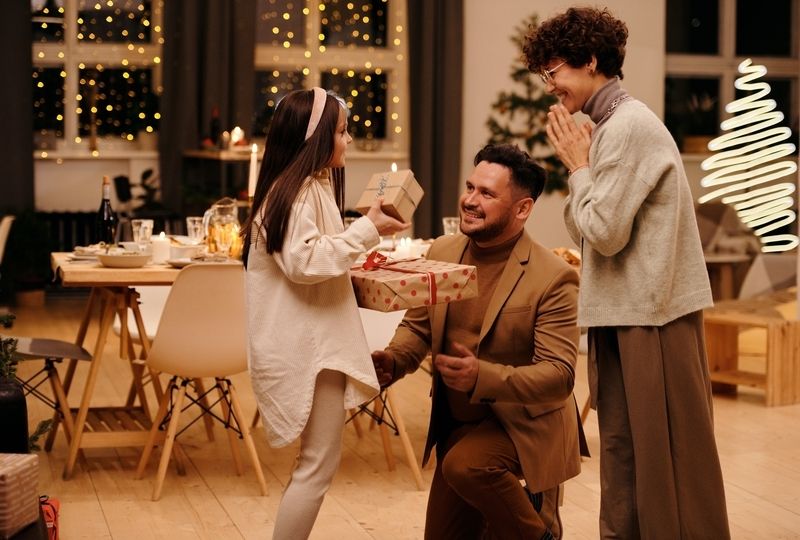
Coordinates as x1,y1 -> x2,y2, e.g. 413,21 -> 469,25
242,87 -> 408,539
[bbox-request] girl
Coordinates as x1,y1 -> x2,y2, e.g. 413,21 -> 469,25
242,87 -> 408,539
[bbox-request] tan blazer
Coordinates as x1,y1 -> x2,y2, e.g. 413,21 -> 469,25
387,231 -> 582,491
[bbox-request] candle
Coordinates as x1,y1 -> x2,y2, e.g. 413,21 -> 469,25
151,231 -> 171,264
248,143 -> 259,198
391,162 -> 397,173
409,239 -> 427,258
230,126 -> 244,146
394,237 -> 411,259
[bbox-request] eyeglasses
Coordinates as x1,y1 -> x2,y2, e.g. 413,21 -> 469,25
539,61 -> 567,85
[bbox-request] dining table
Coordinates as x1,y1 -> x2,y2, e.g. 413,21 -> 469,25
50,252 -> 181,479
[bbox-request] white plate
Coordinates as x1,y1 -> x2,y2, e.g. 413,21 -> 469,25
97,253 -> 151,268
69,252 -> 99,261
166,258 -> 193,268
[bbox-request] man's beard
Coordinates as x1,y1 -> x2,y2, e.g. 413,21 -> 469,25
460,207 -> 513,243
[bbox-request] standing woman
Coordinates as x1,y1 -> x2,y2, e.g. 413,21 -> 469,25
242,87 -> 407,539
524,7 -> 730,539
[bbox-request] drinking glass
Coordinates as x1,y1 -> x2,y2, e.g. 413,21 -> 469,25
131,219 -> 154,251
442,216 -> 460,235
185,216 -> 205,245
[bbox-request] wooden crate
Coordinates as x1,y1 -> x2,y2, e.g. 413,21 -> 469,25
704,290 -> 800,407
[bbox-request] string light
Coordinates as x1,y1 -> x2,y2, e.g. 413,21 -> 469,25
699,59 -> 799,253
253,0 -> 401,148
32,0 -> 163,145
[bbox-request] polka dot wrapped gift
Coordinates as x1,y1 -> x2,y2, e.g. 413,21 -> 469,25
351,251 -> 478,312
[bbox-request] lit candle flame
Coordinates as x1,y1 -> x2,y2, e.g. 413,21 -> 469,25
391,162 -> 397,173
159,231 -> 166,239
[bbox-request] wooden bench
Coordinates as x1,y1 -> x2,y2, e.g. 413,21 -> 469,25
704,288 -> 800,406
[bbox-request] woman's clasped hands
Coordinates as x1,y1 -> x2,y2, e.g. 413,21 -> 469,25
546,103 -> 593,175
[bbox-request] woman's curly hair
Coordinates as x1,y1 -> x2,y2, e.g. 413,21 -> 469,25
523,7 -> 628,79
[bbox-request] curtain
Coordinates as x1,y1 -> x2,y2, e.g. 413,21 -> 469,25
407,0 -> 463,238
0,1 -> 34,213
159,0 -> 256,212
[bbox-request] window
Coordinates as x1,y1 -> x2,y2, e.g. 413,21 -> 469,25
31,0 -> 163,155
252,0 -> 408,155
664,0 -> 798,153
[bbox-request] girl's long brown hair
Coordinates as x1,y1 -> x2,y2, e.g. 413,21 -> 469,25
242,89 -> 346,268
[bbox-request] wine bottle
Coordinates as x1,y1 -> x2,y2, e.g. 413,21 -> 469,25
210,106 -> 221,146
95,175 -> 117,245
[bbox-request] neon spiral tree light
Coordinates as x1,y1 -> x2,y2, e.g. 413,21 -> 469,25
698,59 -> 799,253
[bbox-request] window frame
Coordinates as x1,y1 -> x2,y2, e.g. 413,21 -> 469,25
252,0 -> 409,159
31,0 -> 164,156
665,0 -> 800,154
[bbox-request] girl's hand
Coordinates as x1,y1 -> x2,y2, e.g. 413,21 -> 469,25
546,104 -> 593,174
366,197 -> 410,235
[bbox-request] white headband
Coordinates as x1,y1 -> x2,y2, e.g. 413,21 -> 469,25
304,87 -> 327,141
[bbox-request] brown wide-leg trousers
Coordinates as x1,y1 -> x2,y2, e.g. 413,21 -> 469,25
424,416 -> 560,540
588,310 -> 731,540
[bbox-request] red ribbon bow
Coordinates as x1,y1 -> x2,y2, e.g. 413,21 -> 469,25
357,251 -> 438,305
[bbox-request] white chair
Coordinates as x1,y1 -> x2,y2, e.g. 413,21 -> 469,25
135,263 -> 267,500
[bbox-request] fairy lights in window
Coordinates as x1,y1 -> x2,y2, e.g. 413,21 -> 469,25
31,0 -> 163,145
253,0 -> 401,147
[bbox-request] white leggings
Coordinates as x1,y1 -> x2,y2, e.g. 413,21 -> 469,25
272,369 -> 347,540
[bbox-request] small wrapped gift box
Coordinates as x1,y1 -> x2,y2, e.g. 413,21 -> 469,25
351,252 -> 478,312
0,453 -> 39,539
355,169 -> 424,223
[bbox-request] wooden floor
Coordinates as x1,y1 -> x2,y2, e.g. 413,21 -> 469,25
7,295 -> 800,539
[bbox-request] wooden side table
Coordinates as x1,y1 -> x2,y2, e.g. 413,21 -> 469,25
704,289 -> 800,406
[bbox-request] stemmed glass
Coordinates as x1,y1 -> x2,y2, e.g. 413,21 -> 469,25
131,219 -> 153,252
185,216 -> 205,245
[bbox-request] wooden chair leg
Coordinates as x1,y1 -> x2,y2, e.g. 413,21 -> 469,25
228,383 -> 268,496
385,387 -> 425,491
216,379 -> 243,475
45,358 -> 78,451
46,361 -> 75,445
152,383 -> 187,501
349,408 -> 364,438
136,378 -> 174,480
373,393 -> 396,471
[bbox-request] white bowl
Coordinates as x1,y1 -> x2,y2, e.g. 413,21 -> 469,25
97,252 -> 151,268
170,244 -> 202,259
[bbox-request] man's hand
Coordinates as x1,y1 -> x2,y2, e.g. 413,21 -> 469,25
371,349 -> 396,388
434,342 -> 479,393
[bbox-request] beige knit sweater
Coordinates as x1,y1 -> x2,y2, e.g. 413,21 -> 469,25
246,174 -> 380,447
564,79 -> 713,327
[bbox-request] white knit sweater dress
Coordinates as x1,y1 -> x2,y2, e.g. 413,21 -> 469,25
246,174 -> 381,447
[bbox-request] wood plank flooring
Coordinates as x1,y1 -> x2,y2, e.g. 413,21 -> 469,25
7,295 -> 800,539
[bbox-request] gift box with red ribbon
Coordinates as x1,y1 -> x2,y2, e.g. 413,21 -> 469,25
351,252 -> 478,312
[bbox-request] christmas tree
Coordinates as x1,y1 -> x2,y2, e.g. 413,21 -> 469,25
486,14 -> 567,193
